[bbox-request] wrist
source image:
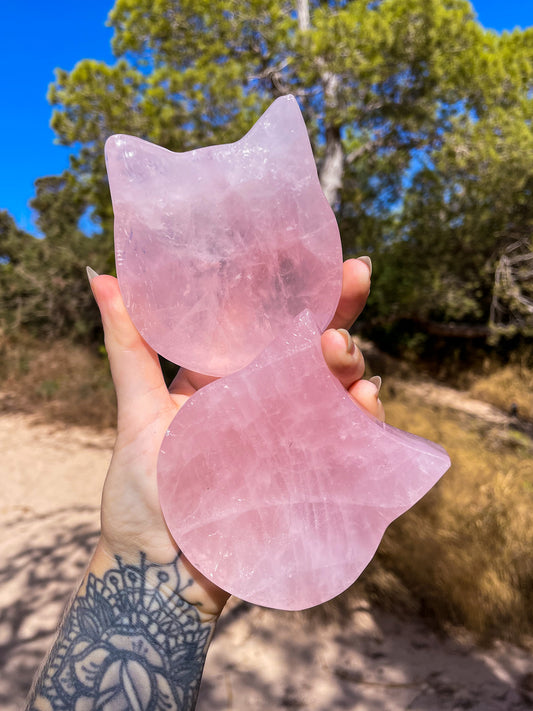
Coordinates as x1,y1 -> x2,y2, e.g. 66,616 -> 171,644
29,539 -> 221,710
89,538 -> 229,620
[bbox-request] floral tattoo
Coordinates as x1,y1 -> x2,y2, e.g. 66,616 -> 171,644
27,553 -> 215,710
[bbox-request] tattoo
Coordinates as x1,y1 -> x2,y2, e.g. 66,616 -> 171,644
27,553 -> 215,710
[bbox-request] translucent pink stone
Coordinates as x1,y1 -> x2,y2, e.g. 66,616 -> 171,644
158,311 -> 451,611
106,96 -> 342,376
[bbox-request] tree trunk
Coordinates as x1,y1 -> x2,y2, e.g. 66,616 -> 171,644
296,0 -> 344,208
320,124 -> 343,207
319,72 -> 343,208
296,0 -> 310,31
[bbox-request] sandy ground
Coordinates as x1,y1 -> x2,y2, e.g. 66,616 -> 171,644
1,409 -> 532,710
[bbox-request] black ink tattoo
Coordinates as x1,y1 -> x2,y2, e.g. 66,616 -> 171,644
27,553 -> 215,710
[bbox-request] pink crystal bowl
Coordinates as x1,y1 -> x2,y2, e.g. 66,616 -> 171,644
158,311 -> 451,610
106,96 -> 342,376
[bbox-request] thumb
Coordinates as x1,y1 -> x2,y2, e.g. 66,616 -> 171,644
88,272 -> 168,423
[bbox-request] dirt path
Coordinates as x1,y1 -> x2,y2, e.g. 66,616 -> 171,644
396,380 -> 512,425
358,338 -> 533,434
1,408 -> 532,709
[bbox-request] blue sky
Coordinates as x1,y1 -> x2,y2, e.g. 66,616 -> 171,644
1,0 -> 532,235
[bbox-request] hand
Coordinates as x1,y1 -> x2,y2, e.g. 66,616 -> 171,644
88,257 -> 383,616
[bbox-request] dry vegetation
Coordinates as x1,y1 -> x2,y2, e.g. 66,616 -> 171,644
2,333 -> 532,644
469,361 -> 533,422
0,332 -> 116,428
369,388 -> 533,644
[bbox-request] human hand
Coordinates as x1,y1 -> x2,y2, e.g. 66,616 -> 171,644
87,257 -> 383,617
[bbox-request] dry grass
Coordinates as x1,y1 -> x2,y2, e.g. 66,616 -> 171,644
363,389 -> 533,643
469,362 -> 533,421
0,333 -> 116,428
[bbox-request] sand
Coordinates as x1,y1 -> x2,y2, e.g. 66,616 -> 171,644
1,410 -> 531,710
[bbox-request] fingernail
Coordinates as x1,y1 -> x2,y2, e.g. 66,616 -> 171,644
358,256 -> 372,276
337,328 -> 355,355
86,266 -> 99,283
369,375 -> 382,392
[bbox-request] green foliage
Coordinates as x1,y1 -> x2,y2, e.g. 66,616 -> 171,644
47,0 -> 489,250
372,102 -> 533,337
0,176 -> 102,341
2,0 -> 533,348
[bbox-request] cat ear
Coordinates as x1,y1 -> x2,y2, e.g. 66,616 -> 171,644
238,95 -> 320,187
106,96 -> 325,215
105,134 -> 174,201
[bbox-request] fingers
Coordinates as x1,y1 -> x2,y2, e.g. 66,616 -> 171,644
348,377 -> 385,422
321,327 -> 384,421
88,273 -> 169,422
321,328 -> 365,389
328,257 -> 372,331
325,256 -> 383,419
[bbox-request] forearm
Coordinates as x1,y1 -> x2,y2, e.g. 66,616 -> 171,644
27,541 -> 219,710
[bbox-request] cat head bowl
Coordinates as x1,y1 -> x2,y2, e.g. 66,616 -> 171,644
106,95 -> 342,376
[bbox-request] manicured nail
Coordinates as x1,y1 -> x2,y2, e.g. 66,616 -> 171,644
369,375 -> 382,392
86,266 -> 99,283
358,256 -> 372,276
337,328 -> 355,355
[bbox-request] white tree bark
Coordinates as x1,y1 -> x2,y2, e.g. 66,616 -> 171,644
319,71 -> 344,208
296,0 -> 310,31
320,126 -> 344,207
296,0 -> 344,208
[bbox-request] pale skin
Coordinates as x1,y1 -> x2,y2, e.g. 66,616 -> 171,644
28,256 -> 384,710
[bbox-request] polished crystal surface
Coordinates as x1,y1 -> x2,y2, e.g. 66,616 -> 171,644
158,311 -> 451,611
106,96 -> 342,376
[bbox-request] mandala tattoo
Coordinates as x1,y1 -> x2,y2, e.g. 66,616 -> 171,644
27,553 -> 215,710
